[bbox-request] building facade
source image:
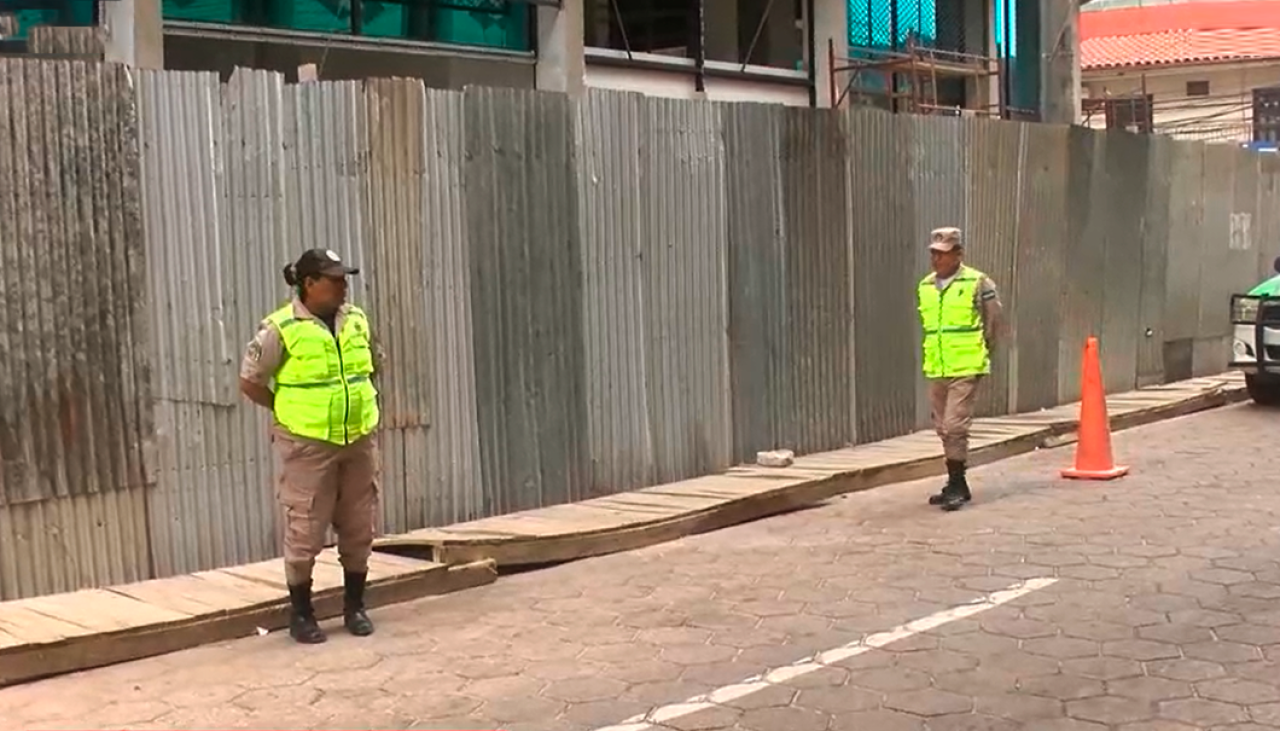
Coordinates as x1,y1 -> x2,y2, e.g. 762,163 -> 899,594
1081,0 -> 1280,143
2,0 -> 1074,115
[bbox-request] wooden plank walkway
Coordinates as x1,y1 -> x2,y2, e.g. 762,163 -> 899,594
0,548 -> 497,688
375,372 -> 1249,568
0,371 -> 1247,689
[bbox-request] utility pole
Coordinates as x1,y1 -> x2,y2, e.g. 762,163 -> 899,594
1040,0 -> 1080,124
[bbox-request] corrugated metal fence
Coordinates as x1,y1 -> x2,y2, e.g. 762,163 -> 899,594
0,58 -> 1272,599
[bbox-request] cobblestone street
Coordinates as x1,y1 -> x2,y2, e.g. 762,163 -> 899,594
6,402 -> 1280,731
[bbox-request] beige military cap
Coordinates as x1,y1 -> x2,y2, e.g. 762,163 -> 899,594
929,227 -> 963,252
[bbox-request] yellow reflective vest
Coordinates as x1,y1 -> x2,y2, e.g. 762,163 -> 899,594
267,303 -> 380,445
917,265 -> 991,379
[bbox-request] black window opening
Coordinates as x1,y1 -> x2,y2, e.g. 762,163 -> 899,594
584,0 -> 807,71
584,0 -> 693,57
1253,86 -> 1280,142
1186,79 -> 1210,97
1104,94 -> 1154,134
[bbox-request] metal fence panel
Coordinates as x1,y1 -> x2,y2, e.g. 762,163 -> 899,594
138,71 -> 231,407
219,69 -> 292,562
1012,123 -> 1070,412
1191,141 -> 1228,377
1194,145 -> 1259,376
1137,135 -> 1173,387
1198,143 -> 1234,347
909,114 -> 968,429
464,87 -> 589,514
0,59 -> 151,505
577,90 -> 658,489
141,69 -> 286,577
778,106 -> 854,455
1228,147 -> 1262,298
1163,141 -> 1205,382
848,106 -> 917,443
421,88 -> 484,526
1257,155 -> 1280,280
964,117 -> 1022,416
1059,127 -> 1105,403
0,59 -> 153,598
641,97 -> 733,484
0,488 -> 152,600
724,102 -> 787,463
361,78 -> 431,533
1099,131 -> 1148,394
284,81 -> 369,298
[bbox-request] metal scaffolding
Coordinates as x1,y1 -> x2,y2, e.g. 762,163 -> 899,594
828,35 -> 1007,117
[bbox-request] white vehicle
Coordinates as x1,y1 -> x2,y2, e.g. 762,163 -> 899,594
1230,257 -> 1280,405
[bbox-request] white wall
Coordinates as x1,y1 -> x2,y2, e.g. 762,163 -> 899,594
1083,61 -> 1280,142
584,55 -> 812,107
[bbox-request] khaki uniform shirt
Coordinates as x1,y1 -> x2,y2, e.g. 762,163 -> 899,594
240,299 -> 386,438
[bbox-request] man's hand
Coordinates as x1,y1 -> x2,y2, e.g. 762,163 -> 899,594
239,378 -> 275,410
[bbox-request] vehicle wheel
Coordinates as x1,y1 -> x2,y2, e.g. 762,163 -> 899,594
1245,374 -> 1280,406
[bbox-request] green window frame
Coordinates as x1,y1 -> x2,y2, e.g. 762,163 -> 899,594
161,0 -> 530,51
10,0 -> 97,40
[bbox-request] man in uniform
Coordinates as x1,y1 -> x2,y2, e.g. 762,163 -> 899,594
916,227 -> 1003,511
239,248 -> 385,644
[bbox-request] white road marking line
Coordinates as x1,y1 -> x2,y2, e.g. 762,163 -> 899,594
591,577 -> 1058,731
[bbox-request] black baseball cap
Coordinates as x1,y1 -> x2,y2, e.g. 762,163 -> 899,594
293,248 -> 360,279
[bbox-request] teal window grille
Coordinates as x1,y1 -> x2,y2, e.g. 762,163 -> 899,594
161,0 -> 530,51
10,0 -> 96,39
845,0 -> 1038,114
846,0 -> 943,51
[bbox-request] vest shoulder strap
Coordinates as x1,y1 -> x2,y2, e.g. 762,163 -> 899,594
345,305 -> 369,327
265,303 -> 296,328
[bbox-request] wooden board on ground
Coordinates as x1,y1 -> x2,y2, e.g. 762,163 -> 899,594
374,372 -> 1247,569
0,548 -> 497,689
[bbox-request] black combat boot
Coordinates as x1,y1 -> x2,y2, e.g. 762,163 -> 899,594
288,581 -> 326,644
343,571 -> 375,637
929,459 -> 963,505
941,460 -> 972,512
953,461 -> 972,502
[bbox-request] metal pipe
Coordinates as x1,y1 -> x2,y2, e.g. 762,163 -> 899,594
740,0 -> 778,72
828,36 -> 836,109
693,0 -> 705,91
608,0 -> 633,59
807,0 -> 816,107
1004,0 -> 1013,111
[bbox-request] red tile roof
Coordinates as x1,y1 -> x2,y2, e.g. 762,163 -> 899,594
1083,28 -> 1280,70
1080,1 -> 1280,70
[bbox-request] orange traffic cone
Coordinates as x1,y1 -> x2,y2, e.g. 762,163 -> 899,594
1061,336 -> 1130,480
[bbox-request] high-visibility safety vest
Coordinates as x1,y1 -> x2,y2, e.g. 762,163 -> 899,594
266,303 -> 380,445
917,265 -> 991,379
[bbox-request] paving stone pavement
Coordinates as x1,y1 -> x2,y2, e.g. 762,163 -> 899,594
6,402 -> 1280,731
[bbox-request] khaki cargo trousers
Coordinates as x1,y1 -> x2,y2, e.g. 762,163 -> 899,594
928,376 -> 982,462
272,429 -> 381,585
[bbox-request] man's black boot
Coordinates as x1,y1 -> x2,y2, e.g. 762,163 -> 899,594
343,571 -> 375,637
941,460 -> 972,511
929,459 -> 962,505
954,461 -> 972,502
288,582 -> 326,644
